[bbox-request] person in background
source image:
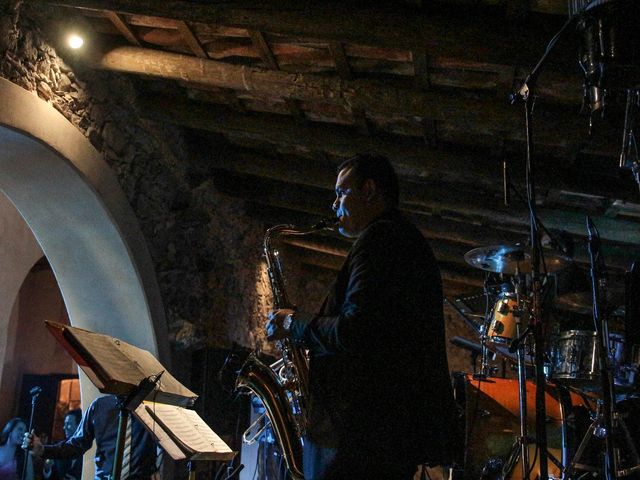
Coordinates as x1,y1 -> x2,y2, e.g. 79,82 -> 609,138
0,418 -> 33,480
42,408 -> 83,480
25,395 -> 159,480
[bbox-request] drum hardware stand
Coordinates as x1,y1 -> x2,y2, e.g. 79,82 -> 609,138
501,269 -> 538,480
566,219 -> 640,480
503,315 -> 568,480
478,327 -> 494,379
510,11 -> 583,477
478,280 -> 499,379
568,402 -> 640,478
514,272 -> 531,480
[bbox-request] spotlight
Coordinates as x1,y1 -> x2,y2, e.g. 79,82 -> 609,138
67,33 -> 84,50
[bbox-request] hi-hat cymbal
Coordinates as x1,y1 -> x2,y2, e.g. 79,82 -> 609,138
464,244 -> 572,275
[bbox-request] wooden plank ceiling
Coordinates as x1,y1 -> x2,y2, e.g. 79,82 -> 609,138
42,0 -> 640,299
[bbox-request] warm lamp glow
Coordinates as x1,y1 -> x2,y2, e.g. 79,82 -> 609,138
67,34 -> 84,49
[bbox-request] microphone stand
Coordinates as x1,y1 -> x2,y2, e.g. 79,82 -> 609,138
587,217 -> 616,480
510,13 -> 579,480
22,386 -> 42,480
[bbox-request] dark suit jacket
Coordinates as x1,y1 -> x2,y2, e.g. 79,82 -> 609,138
291,209 -> 457,465
46,457 -> 83,480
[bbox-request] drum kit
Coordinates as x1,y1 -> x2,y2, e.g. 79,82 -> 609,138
449,3 -> 640,478
451,243 -> 640,480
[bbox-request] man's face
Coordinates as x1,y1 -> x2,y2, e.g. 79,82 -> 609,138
333,167 -> 370,238
63,414 -> 79,439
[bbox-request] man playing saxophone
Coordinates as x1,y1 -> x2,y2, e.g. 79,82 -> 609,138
266,153 -> 457,479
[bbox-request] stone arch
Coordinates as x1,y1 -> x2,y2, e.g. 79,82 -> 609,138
0,77 -> 168,406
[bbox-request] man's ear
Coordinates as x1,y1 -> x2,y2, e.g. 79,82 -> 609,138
363,178 -> 378,201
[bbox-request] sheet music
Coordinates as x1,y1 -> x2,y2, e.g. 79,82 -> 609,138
70,330 -> 143,385
142,402 -> 235,461
134,403 -> 187,461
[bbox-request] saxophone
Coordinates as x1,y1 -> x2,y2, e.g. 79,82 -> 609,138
235,218 -> 337,480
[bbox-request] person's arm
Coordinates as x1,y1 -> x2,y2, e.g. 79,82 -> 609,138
290,223 -> 398,354
41,403 -> 96,460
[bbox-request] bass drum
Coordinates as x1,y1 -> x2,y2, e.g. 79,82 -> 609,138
453,373 -> 595,480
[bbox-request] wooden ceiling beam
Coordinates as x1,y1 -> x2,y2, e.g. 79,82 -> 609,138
176,20 -> 208,58
245,198 -> 637,280
104,10 -> 141,46
85,47 -> 614,156
245,200 -> 526,249
48,1 -> 575,67
285,243 -> 485,290
209,162 -> 640,249
328,42 -> 351,80
283,233 -> 487,274
138,94 -> 627,199
248,30 -> 279,70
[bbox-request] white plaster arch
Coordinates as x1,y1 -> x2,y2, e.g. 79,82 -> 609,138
0,194 -> 45,421
0,78 -> 169,407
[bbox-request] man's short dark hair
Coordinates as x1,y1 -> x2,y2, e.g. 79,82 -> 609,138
337,153 -> 399,207
65,408 -> 82,425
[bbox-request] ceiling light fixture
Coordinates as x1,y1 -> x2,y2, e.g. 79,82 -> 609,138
67,33 -> 84,50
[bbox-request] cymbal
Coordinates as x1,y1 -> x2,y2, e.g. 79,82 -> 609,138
464,244 -> 572,275
554,290 -> 625,315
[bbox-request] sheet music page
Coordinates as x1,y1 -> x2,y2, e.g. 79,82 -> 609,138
68,327 -> 143,385
144,402 -> 235,460
133,403 -> 186,460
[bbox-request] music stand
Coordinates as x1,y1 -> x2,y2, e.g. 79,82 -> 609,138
44,321 -> 234,480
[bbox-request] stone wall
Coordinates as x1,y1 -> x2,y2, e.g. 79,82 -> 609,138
0,1 -> 283,369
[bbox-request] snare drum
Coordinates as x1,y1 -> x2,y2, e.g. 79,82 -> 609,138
552,330 -> 625,384
488,293 -> 529,344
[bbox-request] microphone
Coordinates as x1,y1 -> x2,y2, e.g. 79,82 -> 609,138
450,336 -> 483,355
29,386 -> 42,397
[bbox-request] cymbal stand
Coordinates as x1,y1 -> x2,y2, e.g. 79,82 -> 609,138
478,325 -> 493,379
502,269 -> 531,480
477,278 -> 496,379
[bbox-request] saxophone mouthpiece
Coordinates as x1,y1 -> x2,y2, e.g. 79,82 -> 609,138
311,217 -> 340,230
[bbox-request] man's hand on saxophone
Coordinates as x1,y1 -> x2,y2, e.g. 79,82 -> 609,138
266,309 -> 295,341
